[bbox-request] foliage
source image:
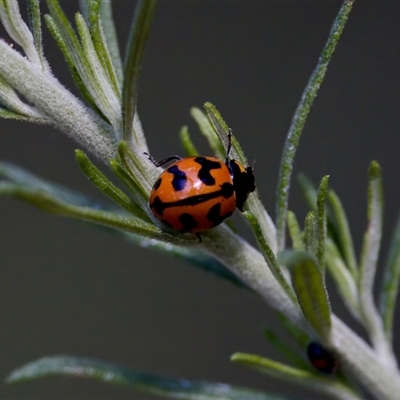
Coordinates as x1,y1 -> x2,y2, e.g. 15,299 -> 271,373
1,1 -> 400,399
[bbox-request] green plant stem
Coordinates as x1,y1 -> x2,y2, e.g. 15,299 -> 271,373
275,0 -> 354,251
200,227 -> 400,399
0,40 -> 115,161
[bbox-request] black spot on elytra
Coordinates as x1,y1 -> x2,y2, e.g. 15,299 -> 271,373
207,203 -> 233,227
195,157 -> 222,186
220,182 -> 235,199
150,196 -> 165,215
178,213 -> 198,232
153,177 -> 162,190
167,165 -> 187,191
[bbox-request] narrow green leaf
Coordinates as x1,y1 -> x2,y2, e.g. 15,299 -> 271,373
287,210 -> 304,251
243,211 -> 297,304
316,175 -> 329,272
122,0 -> 157,142
6,356 -> 287,400
47,0 -> 120,129
0,180 -> 182,242
328,189 -> 358,278
179,125 -> 199,157
109,159 -> 148,209
44,14 -> 96,108
0,75 -> 47,120
45,1 -> 100,108
87,0 -> 121,94
99,0 -> 123,84
75,12 -> 121,132
117,140 -> 152,198
231,353 -> 361,400
0,107 -> 37,121
0,0 -> 41,65
359,161 -> 389,356
275,0 -> 355,251
0,161 -> 94,206
303,212 -> 317,258
75,149 -> 148,221
191,106 -> 225,160
360,161 -> 383,295
0,161 -> 246,287
27,0 -> 46,70
46,1 -> 85,65
203,102 -> 231,158
380,213 -> 400,342
325,239 -> 360,320
283,251 -> 331,339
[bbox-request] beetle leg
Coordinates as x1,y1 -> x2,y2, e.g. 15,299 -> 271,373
144,152 -> 182,167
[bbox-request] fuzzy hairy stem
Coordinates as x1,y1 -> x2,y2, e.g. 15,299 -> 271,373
201,227 -> 400,400
0,39 -> 116,161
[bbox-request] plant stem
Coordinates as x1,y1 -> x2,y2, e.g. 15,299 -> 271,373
276,0 -> 354,251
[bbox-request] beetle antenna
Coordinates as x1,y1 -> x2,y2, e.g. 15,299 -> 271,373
225,128 -> 233,162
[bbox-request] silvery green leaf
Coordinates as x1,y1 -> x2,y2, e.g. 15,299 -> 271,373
99,0 -> 123,84
359,161 -> 394,365
326,239 -> 360,321
87,0 -> 121,94
275,0 -> 355,251
75,149 -> 148,221
0,0 -> 42,66
303,212 -> 317,258
328,190 -> 358,278
180,125 -> 199,157
316,176 -> 329,272
0,75 -> 48,121
75,12 -> 121,134
283,251 -> 331,339
231,353 -> 361,400
6,355 -> 285,400
287,211 -> 304,251
380,212 -> 400,342
122,0 -> 156,143
191,106 -> 225,160
27,0 -> 47,71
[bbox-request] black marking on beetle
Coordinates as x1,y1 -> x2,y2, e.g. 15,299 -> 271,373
220,182 -> 235,199
167,165 -> 187,191
150,196 -> 165,215
307,342 -> 338,374
195,157 -> 222,186
153,177 -> 162,190
207,203 -> 233,227
151,185 -> 234,212
179,213 -> 198,232
229,160 -> 255,211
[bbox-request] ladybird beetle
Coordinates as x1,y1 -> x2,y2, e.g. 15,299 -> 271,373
307,342 -> 338,374
145,130 -> 255,233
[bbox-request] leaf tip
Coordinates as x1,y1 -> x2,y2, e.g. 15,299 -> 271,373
369,160 -> 382,179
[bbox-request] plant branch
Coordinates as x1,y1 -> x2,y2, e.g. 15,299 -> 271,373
275,0 -> 354,250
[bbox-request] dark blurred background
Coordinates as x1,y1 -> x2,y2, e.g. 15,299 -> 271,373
1,1 -> 400,399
